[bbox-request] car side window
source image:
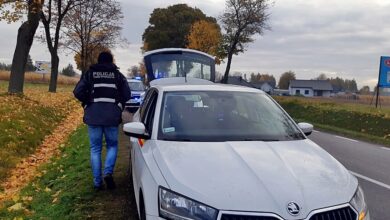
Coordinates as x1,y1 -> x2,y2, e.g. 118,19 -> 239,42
140,90 -> 154,119
142,91 -> 158,134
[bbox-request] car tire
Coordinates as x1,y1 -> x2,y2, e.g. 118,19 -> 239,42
139,191 -> 147,220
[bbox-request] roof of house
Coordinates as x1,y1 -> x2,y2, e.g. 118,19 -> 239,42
225,76 -> 254,88
290,80 -> 333,91
252,81 -> 276,89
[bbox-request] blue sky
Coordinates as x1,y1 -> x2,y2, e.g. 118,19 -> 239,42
1,0 -> 390,89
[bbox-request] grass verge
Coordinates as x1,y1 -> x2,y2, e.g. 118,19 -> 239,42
274,97 -> 390,147
0,81 -> 78,187
0,126 -> 94,219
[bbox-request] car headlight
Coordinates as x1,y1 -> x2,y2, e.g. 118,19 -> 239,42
159,187 -> 218,220
350,186 -> 370,220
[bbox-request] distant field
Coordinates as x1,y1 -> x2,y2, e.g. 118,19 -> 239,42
0,71 -> 79,85
0,81 -> 79,187
275,96 -> 390,146
331,94 -> 390,107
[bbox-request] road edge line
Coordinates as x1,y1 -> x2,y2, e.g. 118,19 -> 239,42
350,171 -> 390,190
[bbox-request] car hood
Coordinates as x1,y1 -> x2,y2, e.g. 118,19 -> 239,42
152,139 -> 357,219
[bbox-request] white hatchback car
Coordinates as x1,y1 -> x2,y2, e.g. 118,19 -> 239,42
124,78 -> 369,220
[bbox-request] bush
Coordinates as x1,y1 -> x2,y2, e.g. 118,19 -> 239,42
61,64 -> 77,77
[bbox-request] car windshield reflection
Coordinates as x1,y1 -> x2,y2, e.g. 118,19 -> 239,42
158,91 -> 305,142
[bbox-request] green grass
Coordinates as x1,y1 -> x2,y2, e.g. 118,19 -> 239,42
0,81 -> 77,187
0,126 -> 96,219
274,97 -> 390,146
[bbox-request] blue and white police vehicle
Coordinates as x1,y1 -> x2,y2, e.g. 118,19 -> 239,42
126,78 -> 146,112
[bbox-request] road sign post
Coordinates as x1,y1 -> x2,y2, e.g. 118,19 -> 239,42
373,56 -> 390,108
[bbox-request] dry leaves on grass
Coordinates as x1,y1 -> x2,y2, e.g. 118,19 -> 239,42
0,107 -> 83,205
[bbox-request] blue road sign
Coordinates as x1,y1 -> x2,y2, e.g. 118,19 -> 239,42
379,56 -> 390,88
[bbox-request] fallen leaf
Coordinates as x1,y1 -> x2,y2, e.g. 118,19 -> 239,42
7,203 -> 23,212
12,195 -> 20,202
52,190 -> 62,198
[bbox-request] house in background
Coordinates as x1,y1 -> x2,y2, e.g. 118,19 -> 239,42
252,81 -> 276,94
224,76 -> 254,88
289,80 -> 333,97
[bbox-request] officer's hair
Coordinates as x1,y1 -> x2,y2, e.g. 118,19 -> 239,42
98,51 -> 114,64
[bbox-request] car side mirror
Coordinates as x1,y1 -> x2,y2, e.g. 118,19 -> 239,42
123,122 -> 150,139
298,122 -> 313,136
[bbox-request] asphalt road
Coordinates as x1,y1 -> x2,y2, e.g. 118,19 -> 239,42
309,131 -> 390,220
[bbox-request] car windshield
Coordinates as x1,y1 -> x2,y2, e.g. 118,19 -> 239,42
128,81 -> 145,91
150,53 -> 213,81
158,91 -> 305,142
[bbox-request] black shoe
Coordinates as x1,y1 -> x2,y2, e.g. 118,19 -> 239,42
104,174 -> 116,190
94,185 -> 105,192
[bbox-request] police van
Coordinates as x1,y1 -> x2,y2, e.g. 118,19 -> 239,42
143,48 -> 216,83
125,78 -> 146,112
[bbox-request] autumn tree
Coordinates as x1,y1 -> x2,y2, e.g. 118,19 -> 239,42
359,86 -> 370,95
63,0 -> 123,73
187,20 -> 223,59
278,71 -> 296,89
74,45 -> 111,71
142,4 -> 217,51
127,65 -> 140,78
1,0 -> 44,94
220,0 -> 270,83
250,73 -> 276,84
40,0 -> 82,92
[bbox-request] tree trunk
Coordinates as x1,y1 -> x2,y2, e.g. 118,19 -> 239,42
222,51 -> 234,84
49,53 -> 59,92
8,10 -> 41,94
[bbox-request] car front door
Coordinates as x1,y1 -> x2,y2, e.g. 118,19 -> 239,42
131,89 -> 158,208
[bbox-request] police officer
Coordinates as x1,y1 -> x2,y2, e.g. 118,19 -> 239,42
74,51 -> 131,191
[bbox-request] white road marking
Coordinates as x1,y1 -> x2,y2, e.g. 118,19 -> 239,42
350,171 -> 390,190
334,135 -> 359,143
313,130 -> 319,133
381,147 -> 390,151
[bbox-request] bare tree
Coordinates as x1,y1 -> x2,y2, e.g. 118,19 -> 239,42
314,73 -> 328,80
40,0 -> 82,92
62,0 -> 123,73
220,0 -> 270,83
127,65 -> 140,78
1,0 -> 44,94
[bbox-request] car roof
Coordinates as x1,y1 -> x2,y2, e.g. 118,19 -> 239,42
151,78 -> 264,94
143,48 -> 215,60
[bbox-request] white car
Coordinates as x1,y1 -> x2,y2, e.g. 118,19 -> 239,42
124,78 -> 369,220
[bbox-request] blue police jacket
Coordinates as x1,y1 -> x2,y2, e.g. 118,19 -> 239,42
73,63 -> 131,126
